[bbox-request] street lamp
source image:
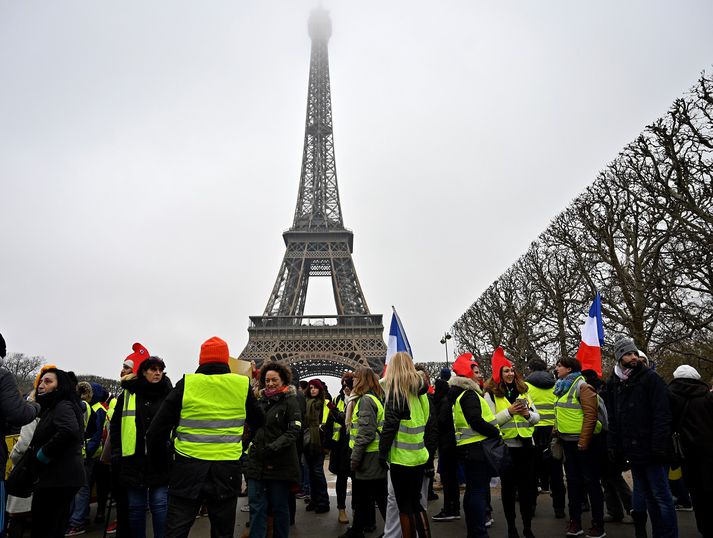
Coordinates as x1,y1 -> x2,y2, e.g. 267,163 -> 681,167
440,332 -> 452,367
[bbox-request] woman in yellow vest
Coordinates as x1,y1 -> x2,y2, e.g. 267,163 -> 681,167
553,356 -> 605,538
109,356 -> 172,538
378,352 -> 432,538
448,353 -> 501,538
343,367 -> 387,538
326,371 -> 354,525
304,379 -> 330,513
484,352 -> 540,538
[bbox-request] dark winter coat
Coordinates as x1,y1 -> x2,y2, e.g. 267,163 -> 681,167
110,373 -> 173,488
668,377 -> 713,458
434,378 -> 456,452
245,386 -> 301,483
0,367 -> 40,471
447,376 -> 500,462
605,363 -> 672,465
31,394 -> 85,489
525,370 -> 556,448
326,392 -> 351,476
146,362 -> 264,500
85,383 -> 109,458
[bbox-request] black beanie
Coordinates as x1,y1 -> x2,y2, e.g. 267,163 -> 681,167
0,333 -> 5,359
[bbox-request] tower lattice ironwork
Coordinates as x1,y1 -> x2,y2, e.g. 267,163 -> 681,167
238,8 -> 386,380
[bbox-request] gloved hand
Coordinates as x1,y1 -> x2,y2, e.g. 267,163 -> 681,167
351,459 -> 360,473
379,458 -> 389,471
424,466 -> 435,479
36,448 -> 50,464
327,401 -> 337,411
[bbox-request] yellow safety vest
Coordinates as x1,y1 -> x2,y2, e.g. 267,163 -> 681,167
525,383 -> 556,427
349,394 -> 384,452
492,394 -> 534,439
453,390 -> 500,446
175,373 -> 249,461
89,401 -> 106,458
331,398 -> 346,442
388,393 -> 429,466
120,392 -> 137,457
107,398 -> 117,422
554,376 -> 602,436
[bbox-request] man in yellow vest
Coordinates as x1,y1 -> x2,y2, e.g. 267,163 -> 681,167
147,336 -> 264,538
525,358 -> 566,519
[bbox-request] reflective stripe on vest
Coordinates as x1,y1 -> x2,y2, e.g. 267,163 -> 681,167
525,382 -> 556,426
349,394 -> 385,452
80,401 -> 90,457
453,390 -> 499,446
121,392 -> 137,457
332,398 -> 346,442
554,376 -> 602,435
175,373 -> 249,461
493,394 -> 534,439
389,394 -> 429,466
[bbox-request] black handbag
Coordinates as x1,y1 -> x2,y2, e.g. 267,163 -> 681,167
481,436 -> 512,476
6,448 -> 38,498
670,399 -> 690,467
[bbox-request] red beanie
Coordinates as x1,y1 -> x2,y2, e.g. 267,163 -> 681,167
453,352 -> 477,378
200,336 -> 230,365
127,342 -> 150,374
307,379 -> 324,391
491,346 -> 513,384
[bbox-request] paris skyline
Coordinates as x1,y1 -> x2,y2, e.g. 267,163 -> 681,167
2,0 -> 712,382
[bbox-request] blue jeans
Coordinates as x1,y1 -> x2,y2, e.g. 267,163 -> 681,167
248,479 -> 290,538
631,464 -> 678,538
462,459 -> 490,538
126,485 -> 168,538
68,458 -> 94,527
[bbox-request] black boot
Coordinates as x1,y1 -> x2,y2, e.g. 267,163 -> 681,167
631,510 -> 648,538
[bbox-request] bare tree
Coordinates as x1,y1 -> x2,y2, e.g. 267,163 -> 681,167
2,352 -> 45,393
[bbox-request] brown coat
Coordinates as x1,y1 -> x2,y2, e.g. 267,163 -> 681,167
577,382 -> 599,449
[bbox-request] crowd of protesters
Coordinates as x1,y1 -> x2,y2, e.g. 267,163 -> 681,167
0,330 -> 711,538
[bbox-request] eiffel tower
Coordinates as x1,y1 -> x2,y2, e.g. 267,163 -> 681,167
238,8 -> 386,379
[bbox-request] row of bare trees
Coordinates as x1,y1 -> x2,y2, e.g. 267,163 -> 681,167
453,71 -> 713,380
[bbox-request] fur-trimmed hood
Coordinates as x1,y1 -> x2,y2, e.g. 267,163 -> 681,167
448,375 -> 483,395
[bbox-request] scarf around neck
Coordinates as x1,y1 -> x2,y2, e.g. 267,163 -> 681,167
554,371 -> 581,397
614,362 -> 634,381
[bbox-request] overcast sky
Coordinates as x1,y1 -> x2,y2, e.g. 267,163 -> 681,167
2,1 -> 712,386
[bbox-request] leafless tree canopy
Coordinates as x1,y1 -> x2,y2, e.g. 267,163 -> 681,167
2,352 -> 45,394
453,71 -> 713,380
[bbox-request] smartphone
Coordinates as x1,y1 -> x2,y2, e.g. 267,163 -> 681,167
515,398 -> 528,407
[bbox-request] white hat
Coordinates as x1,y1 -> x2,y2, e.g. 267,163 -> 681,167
673,365 -> 701,380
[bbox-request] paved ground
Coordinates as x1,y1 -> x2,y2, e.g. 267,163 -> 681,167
83,487 -> 698,537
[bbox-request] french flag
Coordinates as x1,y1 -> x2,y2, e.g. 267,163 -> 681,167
384,306 -> 413,373
576,293 -> 604,376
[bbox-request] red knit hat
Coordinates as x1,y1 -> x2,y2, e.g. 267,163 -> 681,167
127,342 -> 150,374
491,346 -> 513,384
453,352 -> 478,378
200,336 -> 230,365
307,379 -> 324,391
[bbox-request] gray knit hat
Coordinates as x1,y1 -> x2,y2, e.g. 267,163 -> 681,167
614,337 -> 639,362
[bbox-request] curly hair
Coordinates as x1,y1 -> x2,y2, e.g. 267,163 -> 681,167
259,361 -> 292,387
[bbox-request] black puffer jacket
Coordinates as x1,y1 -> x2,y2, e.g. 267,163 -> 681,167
447,376 -> 500,462
668,377 -> 713,458
434,378 -> 456,452
605,364 -> 671,464
110,373 -> 173,488
32,392 -> 85,489
245,386 -> 301,483
0,367 -> 40,471
146,362 -> 264,500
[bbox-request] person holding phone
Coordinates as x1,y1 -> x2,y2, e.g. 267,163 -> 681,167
484,348 -> 540,538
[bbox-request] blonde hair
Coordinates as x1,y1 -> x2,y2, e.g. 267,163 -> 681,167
352,367 -> 384,399
383,352 -> 421,408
